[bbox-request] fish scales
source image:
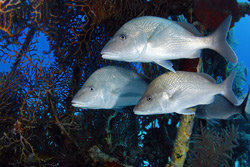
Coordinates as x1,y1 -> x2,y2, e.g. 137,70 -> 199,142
102,15 -> 237,72
72,66 -> 149,110
134,71 -> 237,115
160,73 -> 218,101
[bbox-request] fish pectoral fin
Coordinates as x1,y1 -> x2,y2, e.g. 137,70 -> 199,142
111,88 -> 121,95
176,109 -> 195,115
154,60 -> 176,73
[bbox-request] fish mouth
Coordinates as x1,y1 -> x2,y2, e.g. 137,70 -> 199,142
72,100 -> 102,109
101,52 -> 119,60
134,110 -> 157,115
134,111 -> 149,115
71,101 -> 88,108
134,108 -> 164,115
133,108 -> 152,115
101,51 -> 138,62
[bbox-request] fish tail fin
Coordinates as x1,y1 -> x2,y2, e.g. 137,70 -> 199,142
238,90 -> 250,123
221,71 -> 238,104
208,15 -> 238,64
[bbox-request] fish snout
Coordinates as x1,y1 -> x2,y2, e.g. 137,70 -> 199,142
133,108 -> 151,115
133,106 -> 144,115
71,99 -> 88,108
101,50 -> 120,60
71,99 -> 80,107
133,104 -> 149,115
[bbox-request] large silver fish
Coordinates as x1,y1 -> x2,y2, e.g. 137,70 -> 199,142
134,71 -> 237,115
72,66 -> 149,109
195,90 -> 250,121
101,15 -> 237,72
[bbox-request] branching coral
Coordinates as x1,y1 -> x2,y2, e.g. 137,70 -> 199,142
0,0 -> 23,39
187,124 -> 239,167
0,0 -> 249,166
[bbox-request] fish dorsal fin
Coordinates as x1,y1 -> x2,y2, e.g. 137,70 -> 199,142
175,22 -> 202,36
196,73 -> 217,83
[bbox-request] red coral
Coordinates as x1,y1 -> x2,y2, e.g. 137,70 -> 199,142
193,0 -> 239,31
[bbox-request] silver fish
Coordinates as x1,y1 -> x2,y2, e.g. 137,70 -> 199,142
72,66 -> 149,109
134,71 -> 237,115
101,15 -> 237,72
196,90 -> 250,121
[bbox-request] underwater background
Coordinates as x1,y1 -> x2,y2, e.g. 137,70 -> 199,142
0,0 -> 250,167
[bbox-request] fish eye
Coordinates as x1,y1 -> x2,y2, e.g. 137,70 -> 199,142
119,34 -> 126,40
89,87 -> 95,91
146,96 -> 153,102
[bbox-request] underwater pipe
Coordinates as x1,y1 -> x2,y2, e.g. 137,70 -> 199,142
166,58 -> 200,167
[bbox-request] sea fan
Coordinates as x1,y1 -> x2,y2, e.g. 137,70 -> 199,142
187,124 -> 239,167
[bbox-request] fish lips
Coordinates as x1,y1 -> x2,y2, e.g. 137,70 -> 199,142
71,100 -> 88,109
101,49 -> 127,61
134,105 -> 164,115
101,52 -> 137,62
134,109 -> 164,115
101,52 -> 119,60
134,110 -> 149,115
133,106 -> 152,115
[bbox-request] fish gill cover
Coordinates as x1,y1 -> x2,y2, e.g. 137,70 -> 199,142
0,0 -> 249,167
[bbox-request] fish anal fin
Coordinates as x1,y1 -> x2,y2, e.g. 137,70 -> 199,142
199,96 -> 215,105
176,109 -> 195,115
188,50 -> 201,58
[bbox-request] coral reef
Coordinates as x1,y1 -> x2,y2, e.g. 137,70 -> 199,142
187,124 -> 239,167
0,0 -> 249,166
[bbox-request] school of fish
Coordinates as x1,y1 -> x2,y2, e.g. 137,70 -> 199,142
72,15 -> 250,122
